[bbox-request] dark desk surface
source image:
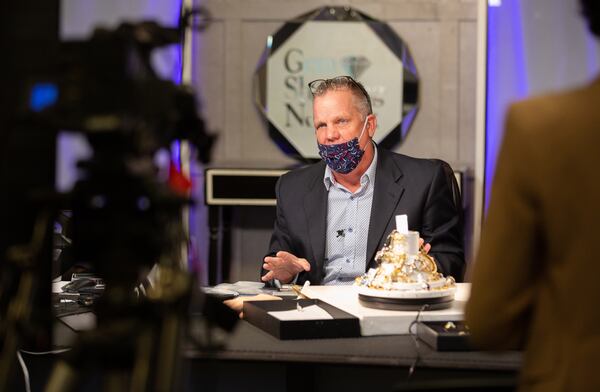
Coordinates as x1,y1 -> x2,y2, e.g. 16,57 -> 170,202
50,314 -> 520,391
187,320 -> 521,371
185,321 -> 521,392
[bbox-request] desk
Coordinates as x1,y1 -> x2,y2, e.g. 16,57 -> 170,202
186,320 -> 521,392
186,283 -> 520,390
303,284 -> 469,336
26,317 -> 517,391
48,309 -> 520,391
47,281 -> 520,391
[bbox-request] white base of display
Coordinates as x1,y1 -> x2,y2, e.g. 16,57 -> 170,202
301,283 -> 470,336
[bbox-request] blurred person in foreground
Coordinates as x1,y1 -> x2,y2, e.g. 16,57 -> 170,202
466,1 -> 600,390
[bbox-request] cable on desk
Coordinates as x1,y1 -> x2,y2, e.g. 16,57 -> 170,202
16,349 -> 71,392
16,351 -> 31,392
19,349 -> 71,355
407,304 -> 429,379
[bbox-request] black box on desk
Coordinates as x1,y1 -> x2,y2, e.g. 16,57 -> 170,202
416,321 -> 473,351
243,299 -> 360,340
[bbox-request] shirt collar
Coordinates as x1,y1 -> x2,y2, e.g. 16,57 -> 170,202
323,142 -> 378,191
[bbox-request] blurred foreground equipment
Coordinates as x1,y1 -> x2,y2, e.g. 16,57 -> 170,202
0,17 -> 236,392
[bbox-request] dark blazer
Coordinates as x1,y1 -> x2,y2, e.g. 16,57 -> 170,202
466,76 -> 600,392
267,148 -> 464,284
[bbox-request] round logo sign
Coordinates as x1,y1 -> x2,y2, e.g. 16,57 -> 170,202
254,6 -> 419,159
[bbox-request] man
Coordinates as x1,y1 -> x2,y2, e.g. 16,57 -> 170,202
261,76 -> 464,285
466,1 -> 600,391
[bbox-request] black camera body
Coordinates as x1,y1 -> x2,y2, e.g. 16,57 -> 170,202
34,22 -> 213,160
27,22 -> 215,284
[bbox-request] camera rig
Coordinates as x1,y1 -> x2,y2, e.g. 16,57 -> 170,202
0,18 -> 236,391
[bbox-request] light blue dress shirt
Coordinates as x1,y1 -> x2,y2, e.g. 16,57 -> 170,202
322,145 -> 378,285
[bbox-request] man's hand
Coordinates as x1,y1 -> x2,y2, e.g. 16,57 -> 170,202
261,251 -> 311,283
419,238 -> 432,254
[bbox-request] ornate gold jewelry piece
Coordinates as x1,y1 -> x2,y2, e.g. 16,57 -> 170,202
355,230 -> 456,292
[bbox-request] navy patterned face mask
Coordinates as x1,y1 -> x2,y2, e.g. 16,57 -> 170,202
317,117 -> 368,174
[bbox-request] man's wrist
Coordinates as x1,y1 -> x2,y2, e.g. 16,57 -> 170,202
273,273 -> 299,287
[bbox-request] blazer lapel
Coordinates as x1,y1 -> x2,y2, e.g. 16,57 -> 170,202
303,167 -> 328,278
366,151 -> 405,269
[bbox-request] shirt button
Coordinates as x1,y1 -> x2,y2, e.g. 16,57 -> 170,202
346,258 -> 351,263
350,196 -> 354,200
348,227 -> 353,233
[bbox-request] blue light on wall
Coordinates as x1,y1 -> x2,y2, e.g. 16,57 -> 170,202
485,0 -> 600,211
485,0 -> 529,211
30,82 -> 59,112
171,0 -> 184,171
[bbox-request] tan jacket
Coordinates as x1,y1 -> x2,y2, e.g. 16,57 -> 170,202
466,76 -> 600,392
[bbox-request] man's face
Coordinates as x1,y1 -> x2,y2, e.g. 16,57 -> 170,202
312,89 -> 370,146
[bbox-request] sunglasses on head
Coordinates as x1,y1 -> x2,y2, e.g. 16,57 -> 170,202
308,76 -> 372,114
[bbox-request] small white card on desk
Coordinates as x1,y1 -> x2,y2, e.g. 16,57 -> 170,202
268,305 -> 334,321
